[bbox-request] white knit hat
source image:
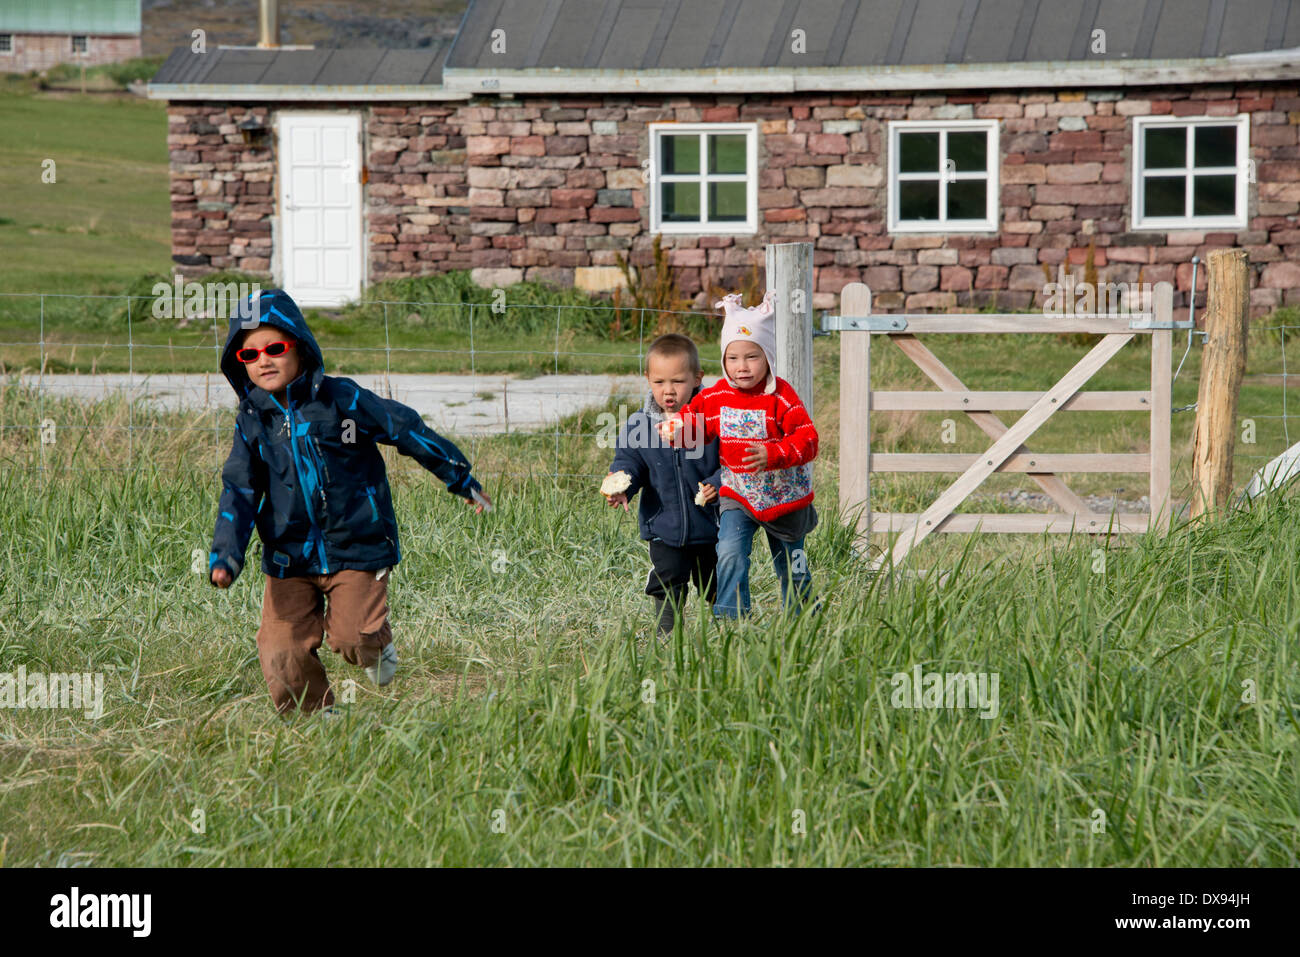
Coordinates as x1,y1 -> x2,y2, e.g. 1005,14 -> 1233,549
716,290 -> 777,393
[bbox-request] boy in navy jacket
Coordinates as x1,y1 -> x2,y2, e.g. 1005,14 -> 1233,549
605,334 -> 722,635
208,289 -> 490,713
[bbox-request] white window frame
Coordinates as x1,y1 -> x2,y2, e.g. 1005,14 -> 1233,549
0,35 -> 14,55
649,122 -> 758,235
1131,114 -> 1249,231
888,119 -> 1000,233
71,35 -> 89,55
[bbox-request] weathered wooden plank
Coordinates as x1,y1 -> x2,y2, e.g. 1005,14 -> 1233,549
869,390 -> 1152,411
872,453 -> 1151,472
877,315 -> 1151,334
839,282 -> 872,547
871,512 -> 1152,534
1150,281 -> 1173,531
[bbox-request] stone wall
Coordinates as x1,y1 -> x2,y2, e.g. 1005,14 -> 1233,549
166,83 -> 1300,316
1,33 -> 141,73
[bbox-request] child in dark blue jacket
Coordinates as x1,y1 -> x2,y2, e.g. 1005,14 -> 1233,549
605,334 -> 722,635
208,289 -> 490,714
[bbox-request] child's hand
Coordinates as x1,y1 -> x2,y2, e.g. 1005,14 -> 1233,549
741,443 -> 769,470
657,413 -> 683,444
211,566 -> 232,589
699,483 -> 718,503
605,492 -> 630,511
464,489 -> 493,514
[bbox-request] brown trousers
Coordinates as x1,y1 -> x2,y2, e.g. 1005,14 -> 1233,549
255,567 -> 393,714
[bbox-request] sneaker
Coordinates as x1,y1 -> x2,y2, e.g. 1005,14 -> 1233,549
365,642 -> 399,686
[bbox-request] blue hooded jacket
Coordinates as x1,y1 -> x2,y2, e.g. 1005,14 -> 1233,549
608,387 -> 722,548
209,289 -> 483,583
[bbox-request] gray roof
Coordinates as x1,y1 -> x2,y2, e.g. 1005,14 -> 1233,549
150,39 -> 452,87
445,0 -> 1300,70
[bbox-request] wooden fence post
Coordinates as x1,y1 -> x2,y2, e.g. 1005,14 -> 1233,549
766,242 -> 815,416
839,283 -> 872,549
1191,248 -> 1250,519
1150,281 -> 1173,531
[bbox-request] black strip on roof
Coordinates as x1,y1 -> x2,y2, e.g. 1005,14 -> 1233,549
1008,0 -> 1039,62
1134,0 -> 1163,59
525,0 -> 564,68
1068,0 -> 1100,60
825,0 -> 859,67
1201,0 -> 1227,57
946,0 -> 981,62
584,0 -> 623,68
1266,0 -> 1289,49
886,0 -> 918,65
642,0 -> 681,70
703,0 -> 743,68
763,0 -> 801,68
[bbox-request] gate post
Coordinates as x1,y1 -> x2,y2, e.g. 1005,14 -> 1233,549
839,283 -> 873,549
766,242 -> 815,415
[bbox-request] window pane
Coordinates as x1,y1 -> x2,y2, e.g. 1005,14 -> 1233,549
899,180 -> 940,220
708,134 -> 747,174
1193,174 -> 1237,216
661,135 -> 700,175
1194,125 -> 1237,168
1144,127 -> 1186,170
899,132 -> 940,173
1143,175 -> 1186,217
708,182 -> 747,221
947,179 -> 987,219
947,131 -> 987,173
662,182 -> 700,221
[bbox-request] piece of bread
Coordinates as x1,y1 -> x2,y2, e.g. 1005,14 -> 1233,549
601,471 -> 632,496
694,482 -> 709,507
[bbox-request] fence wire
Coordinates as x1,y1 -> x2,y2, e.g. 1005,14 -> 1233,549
0,292 -> 725,486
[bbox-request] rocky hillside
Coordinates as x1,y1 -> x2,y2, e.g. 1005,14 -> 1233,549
141,0 -> 467,56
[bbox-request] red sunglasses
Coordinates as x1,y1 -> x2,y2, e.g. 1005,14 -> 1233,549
236,341 -> 295,363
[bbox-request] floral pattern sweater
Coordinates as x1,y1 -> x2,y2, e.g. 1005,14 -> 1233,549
675,375 -> 818,521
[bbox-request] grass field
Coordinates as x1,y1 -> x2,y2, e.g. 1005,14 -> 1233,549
0,371 -> 1298,866
2,81 -> 1298,867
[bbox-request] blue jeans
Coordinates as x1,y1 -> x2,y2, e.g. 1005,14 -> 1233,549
713,508 -> 813,618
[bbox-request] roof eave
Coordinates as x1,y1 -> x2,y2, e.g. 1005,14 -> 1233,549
146,83 -> 471,102
442,54 -> 1300,94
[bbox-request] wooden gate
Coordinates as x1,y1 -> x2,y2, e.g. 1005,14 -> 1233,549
831,281 -> 1177,570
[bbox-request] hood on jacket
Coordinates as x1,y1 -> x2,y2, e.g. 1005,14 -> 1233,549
220,289 -> 325,404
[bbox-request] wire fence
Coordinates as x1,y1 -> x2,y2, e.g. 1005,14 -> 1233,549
2,289 -> 1298,505
0,291 -> 733,486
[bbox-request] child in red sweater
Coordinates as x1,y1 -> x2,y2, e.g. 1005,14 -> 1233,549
660,291 -> 819,618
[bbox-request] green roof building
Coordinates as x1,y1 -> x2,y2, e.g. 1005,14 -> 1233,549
0,0 -> 141,73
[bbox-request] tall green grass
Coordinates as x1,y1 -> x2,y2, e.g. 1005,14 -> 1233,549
0,384 -> 1296,866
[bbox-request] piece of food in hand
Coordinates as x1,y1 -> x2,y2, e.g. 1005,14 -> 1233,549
694,482 -> 709,507
659,412 -> 684,442
600,471 -> 632,497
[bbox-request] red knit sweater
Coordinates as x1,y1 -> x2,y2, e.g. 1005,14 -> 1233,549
674,375 -> 819,521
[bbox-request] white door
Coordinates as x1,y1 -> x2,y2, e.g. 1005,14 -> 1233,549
278,112 -> 363,307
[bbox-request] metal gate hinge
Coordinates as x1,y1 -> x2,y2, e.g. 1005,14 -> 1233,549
822,314 -> 908,332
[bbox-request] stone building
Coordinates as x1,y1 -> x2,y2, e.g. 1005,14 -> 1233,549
1,0 -> 141,74
149,0 -> 1300,314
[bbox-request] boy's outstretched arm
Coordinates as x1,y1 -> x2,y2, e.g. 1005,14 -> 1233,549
342,382 -> 484,500
210,421 -> 265,586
